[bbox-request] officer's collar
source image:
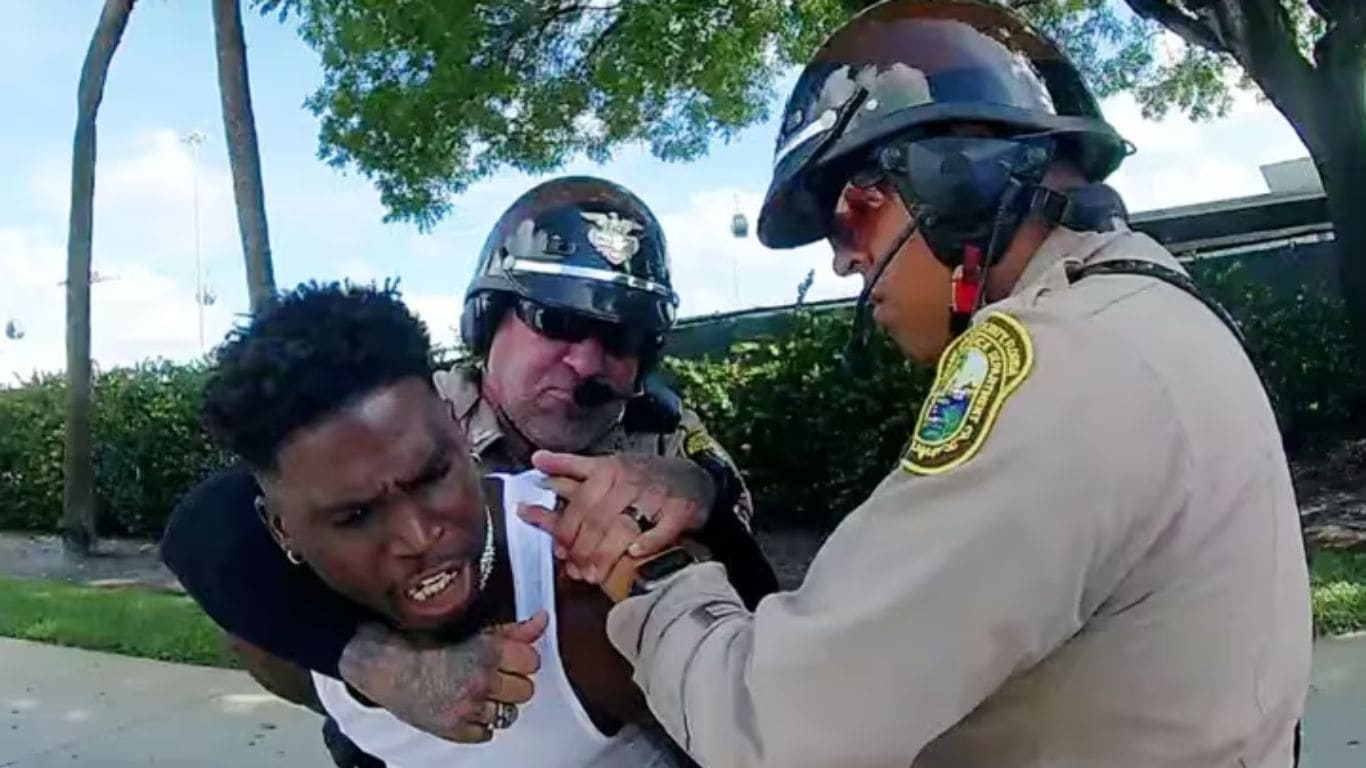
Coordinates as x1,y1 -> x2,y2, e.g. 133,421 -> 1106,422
440,366 -> 504,459
1009,222 -> 1133,298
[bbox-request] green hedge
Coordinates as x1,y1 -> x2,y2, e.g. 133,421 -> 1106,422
1,261 -> 1363,535
0,360 -> 231,537
667,260 -> 1366,529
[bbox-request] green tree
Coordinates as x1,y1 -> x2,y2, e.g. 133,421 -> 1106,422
262,0 -> 1364,331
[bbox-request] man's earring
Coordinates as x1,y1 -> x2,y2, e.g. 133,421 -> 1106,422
255,494 -> 302,566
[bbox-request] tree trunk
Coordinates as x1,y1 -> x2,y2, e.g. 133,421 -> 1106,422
213,0 -> 276,314
64,0 -> 135,558
1322,142 -> 1366,352
1312,27 -> 1366,358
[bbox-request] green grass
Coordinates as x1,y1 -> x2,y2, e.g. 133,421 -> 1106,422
0,576 -> 236,667
0,550 -> 1363,670
1311,549 -> 1366,637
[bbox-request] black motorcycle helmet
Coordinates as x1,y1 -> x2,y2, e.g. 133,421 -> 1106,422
757,0 -> 1130,251
460,176 -> 680,368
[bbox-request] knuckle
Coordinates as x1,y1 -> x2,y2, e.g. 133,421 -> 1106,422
462,675 -> 492,701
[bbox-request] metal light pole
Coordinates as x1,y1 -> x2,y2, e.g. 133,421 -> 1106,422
181,130 -> 208,351
729,194 -> 748,309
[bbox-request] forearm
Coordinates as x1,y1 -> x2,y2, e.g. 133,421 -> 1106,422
606,563 -> 770,766
689,452 -> 779,607
693,495 -> 779,609
226,634 -> 325,715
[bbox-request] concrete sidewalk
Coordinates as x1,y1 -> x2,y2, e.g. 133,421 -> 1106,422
1,638 -> 329,767
1301,634 -> 1366,768
3,635 -> 1365,766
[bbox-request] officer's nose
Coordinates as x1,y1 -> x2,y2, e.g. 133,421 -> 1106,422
828,190 -> 872,278
562,335 -> 608,379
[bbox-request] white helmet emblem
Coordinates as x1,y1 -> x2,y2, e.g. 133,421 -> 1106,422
581,211 -> 643,267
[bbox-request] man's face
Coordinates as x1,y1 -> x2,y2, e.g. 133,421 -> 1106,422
829,180 -> 953,364
483,305 -> 641,451
259,377 -> 487,633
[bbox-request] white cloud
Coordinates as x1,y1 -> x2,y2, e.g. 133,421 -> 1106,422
656,188 -> 859,319
407,292 -> 464,351
2,129 -> 248,383
1103,89 -> 1307,212
0,227 -> 241,384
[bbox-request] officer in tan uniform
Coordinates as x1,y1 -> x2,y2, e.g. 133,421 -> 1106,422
439,174 -> 777,601
533,2 -> 1314,766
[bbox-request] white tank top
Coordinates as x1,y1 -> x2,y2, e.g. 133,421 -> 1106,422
312,470 -> 679,768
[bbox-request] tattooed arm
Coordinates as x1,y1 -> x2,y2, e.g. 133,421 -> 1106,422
337,614 -> 548,743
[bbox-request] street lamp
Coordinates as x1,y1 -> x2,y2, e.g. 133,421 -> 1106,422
730,193 -> 749,238
181,130 -> 209,351
728,194 -> 747,308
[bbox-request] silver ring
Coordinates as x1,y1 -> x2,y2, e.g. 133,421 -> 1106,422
493,701 -> 518,730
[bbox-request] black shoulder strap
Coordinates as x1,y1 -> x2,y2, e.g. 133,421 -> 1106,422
1069,259 -> 1280,422
1070,259 -> 1248,346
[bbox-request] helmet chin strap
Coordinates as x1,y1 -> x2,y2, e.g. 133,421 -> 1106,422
840,218 -> 920,375
948,176 -> 1030,337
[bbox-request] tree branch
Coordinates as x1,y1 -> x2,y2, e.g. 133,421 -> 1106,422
1124,0 -> 1229,53
1206,0 -> 1325,155
582,13 -> 625,64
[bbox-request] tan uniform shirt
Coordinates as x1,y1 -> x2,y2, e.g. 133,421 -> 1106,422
432,366 -> 755,529
606,225 -> 1313,767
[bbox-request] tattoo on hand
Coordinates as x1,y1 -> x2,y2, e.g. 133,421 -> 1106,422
340,623 -> 496,736
621,454 -> 715,511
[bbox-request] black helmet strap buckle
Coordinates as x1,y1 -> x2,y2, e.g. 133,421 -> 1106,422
1028,181 -> 1129,234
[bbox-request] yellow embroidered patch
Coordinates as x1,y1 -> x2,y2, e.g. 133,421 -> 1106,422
902,312 -> 1034,475
683,429 -> 713,458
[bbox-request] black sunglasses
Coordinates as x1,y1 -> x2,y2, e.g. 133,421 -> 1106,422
512,300 -> 652,358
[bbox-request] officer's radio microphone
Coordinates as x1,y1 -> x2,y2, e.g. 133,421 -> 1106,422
572,378 -> 619,408
839,219 -> 920,376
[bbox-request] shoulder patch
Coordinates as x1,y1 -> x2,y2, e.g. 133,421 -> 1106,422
683,428 -> 713,459
902,312 -> 1034,475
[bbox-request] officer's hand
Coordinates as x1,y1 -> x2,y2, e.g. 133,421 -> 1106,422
520,451 -> 715,584
338,612 -> 547,744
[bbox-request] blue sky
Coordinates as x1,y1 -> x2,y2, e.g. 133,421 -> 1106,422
0,2 -> 1309,381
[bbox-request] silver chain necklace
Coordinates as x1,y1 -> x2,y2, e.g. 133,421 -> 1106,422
476,503 -> 496,593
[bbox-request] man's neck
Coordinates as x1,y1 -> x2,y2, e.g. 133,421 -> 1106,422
985,218 -> 1051,303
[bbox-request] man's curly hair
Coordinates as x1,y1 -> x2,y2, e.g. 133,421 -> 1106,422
201,280 -> 435,471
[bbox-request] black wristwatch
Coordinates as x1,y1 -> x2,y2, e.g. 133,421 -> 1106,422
601,546 -> 699,602
630,546 -> 699,596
